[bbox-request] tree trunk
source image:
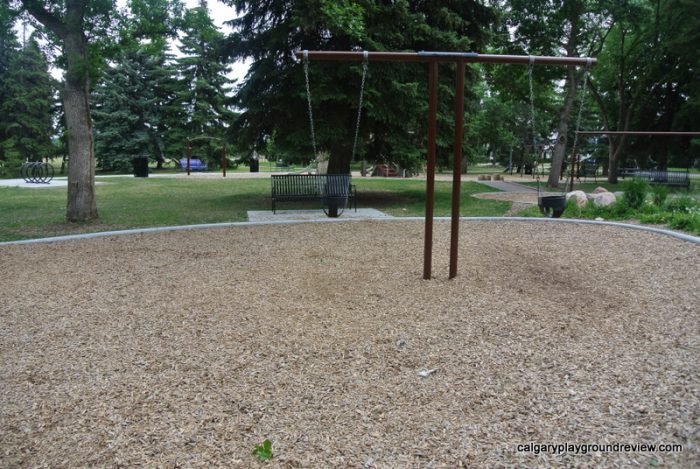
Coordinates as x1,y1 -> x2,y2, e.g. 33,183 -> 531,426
21,0 -> 98,222
657,142 -> 669,171
546,4 -> 581,188
547,66 -> 578,188
607,134 -> 631,183
608,138 -> 620,183
63,32 -> 97,221
328,141 -> 351,175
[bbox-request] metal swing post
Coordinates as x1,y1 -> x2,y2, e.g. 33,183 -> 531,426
185,139 -> 191,176
449,60 -> 465,279
424,60 -> 438,279
222,143 -> 227,178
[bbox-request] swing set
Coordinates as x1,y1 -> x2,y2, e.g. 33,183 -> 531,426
298,50 -> 596,280
183,136 -> 229,177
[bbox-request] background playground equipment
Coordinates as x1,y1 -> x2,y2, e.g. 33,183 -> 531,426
20,162 -> 54,184
178,158 -> 208,172
183,137 -> 229,176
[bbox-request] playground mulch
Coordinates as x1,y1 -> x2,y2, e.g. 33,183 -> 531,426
1,220 -> 698,468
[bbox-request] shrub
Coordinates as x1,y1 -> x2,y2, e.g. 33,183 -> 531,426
621,178 -> 650,209
564,197 -> 583,217
567,198 -> 635,221
639,212 -> 671,225
0,150 -> 23,178
664,195 -> 699,213
668,213 -> 700,234
640,211 -> 700,235
650,185 -> 670,207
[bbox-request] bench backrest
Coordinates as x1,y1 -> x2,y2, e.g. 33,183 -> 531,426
271,174 -> 351,197
320,174 -> 351,197
624,169 -> 689,185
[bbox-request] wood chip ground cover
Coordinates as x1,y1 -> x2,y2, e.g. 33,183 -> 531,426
1,220 -> 698,467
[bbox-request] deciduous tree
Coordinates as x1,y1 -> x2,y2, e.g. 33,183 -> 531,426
19,0 -> 119,221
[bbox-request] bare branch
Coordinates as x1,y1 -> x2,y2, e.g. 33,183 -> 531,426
20,0 -> 68,38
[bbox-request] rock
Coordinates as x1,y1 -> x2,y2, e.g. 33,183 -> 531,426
418,368 -> 438,377
592,186 -> 610,194
592,191 -> 616,207
566,190 -> 588,207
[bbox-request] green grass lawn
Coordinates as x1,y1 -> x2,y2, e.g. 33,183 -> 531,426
0,177 -> 508,242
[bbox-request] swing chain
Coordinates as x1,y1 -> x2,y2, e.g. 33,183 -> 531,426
303,50 -> 318,161
527,56 -> 541,192
568,58 -> 592,181
351,51 -> 369,162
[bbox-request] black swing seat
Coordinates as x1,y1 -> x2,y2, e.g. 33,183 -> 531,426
538,194 -> 567,218
271,174 -> 357,217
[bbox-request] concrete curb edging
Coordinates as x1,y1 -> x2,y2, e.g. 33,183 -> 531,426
1,216 -> 698,246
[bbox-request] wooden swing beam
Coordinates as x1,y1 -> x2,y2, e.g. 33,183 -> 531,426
576,131 -> 700,136
297,50 -> 597,280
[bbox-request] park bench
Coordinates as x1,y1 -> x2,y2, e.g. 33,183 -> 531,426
179,158 -> 208,171
271,174 -> 357,215
620,169 -> 690,189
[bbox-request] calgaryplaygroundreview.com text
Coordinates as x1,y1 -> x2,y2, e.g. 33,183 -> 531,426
516,442 -> 683,456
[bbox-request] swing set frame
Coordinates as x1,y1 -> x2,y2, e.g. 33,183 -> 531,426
297,50 -> 596,280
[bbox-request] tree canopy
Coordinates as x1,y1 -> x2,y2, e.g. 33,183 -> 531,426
224,0 -> 495,174
3,0 -> 698,207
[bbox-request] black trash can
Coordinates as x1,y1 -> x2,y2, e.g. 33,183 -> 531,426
133,155 -> 149,178
250,159 -> 259,173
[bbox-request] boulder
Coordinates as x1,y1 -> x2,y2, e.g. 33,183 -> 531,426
592,186 -> 610,194
592,191 -> 616,207
566,190 -> 588,207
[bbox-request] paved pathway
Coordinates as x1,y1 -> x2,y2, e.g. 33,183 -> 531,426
477,179 -> 537,192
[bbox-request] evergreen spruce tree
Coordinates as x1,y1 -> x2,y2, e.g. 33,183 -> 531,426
116,0 -> 186,169
176,0 -> 234,165
150,51 -> 186,168
0,33 -> 55,175
0,3 -> 21,176
224,0 -> 495,173
93,47 -> 179,172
